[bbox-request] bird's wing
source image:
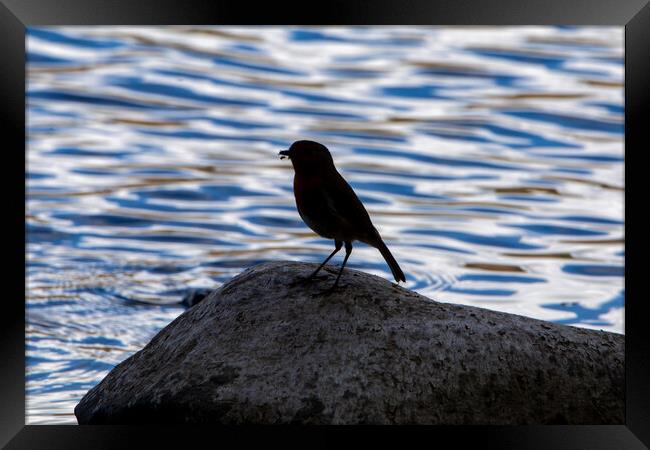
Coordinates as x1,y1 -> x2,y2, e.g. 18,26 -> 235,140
321,171 -> 375,232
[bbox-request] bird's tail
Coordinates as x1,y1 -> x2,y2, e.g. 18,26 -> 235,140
373,238 -> 406,283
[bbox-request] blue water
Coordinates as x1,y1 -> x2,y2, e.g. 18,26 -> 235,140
26,26 -> 624,424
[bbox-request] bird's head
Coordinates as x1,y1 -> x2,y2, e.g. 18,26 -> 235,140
279,140 -> 334,172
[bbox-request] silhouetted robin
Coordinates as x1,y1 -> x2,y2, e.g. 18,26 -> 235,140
279,140 -> 406,289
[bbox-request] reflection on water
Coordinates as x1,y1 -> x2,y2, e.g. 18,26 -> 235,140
26,26 -> 624,424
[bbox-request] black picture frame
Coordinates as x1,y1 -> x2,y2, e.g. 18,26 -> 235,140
2,1 -> 648,448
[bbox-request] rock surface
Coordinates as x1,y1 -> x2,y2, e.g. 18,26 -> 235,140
181,287 -> 213,308
75,261 -> 624,424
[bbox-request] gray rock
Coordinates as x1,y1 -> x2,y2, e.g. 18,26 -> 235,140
181,287 -> 213,308
74,261 -> 624,424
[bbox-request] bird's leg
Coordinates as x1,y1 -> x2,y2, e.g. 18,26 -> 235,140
329,241 -> 352,290
308,240 -> 342,280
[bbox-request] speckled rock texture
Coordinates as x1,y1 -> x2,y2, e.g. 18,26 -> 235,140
75,261 -> 624,424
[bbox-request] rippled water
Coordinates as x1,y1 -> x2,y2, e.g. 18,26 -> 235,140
26,26 -> 624,424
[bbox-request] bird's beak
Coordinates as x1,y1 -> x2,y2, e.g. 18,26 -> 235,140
278,149 -> 290,160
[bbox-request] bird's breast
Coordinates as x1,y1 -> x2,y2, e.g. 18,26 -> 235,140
293,173 -> 323,203
293,174 -> 334,237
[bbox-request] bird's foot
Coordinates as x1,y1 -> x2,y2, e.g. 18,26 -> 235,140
309,274 -> 329,281
313,283 -> 346,297
289,274 -> 328,287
